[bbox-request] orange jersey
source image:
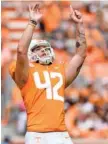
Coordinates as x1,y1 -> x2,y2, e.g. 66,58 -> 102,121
9,61 -> 67,132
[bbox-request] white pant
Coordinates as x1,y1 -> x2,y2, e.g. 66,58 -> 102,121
25,131 -> 73,144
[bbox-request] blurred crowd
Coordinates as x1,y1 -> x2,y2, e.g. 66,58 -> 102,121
1,1 -> 108,143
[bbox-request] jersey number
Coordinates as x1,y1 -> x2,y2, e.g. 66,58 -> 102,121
33,71 -> 64,102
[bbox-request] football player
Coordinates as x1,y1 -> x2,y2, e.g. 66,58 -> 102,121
9,4 -> 87,144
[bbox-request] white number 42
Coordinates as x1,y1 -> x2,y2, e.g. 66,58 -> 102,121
33,71 -> 64,102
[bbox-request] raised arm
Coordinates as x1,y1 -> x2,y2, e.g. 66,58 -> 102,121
65,5 -> 87,87
15,4 -> 42,89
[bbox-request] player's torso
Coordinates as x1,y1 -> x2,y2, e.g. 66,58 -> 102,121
21,62 -> 66,132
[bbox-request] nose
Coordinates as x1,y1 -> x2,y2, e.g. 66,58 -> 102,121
40,50 -> 46,56
41,49 -> 45,52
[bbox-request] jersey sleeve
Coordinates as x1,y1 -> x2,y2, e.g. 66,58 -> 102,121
9,61 -> 32,93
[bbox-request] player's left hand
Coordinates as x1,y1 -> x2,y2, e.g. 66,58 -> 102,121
69,5 -> 83,24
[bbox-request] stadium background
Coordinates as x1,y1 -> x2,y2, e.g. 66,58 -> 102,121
1,0 -> 108,144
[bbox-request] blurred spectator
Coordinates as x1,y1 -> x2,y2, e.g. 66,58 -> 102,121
1,8 -> 13,120
64,21 -> 76,53
97,5 -> 108,57
42,1 -> 61,32
51,28 -> 66,50
2,85 -> 26,135
1,1 -> 108,139
2,136 -> 11,144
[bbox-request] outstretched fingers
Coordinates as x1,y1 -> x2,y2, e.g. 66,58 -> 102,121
70,5 -> 74,15
74,10 -> 82,19
34,4 -> 39,9
29,5 -> 32,12
33,4 -> 40,12
29,4 -> 40,12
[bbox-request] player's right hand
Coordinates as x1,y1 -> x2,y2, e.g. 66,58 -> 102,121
29,4 -> 43,23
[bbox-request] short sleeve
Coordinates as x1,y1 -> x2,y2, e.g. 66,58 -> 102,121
8,61 -> 16,80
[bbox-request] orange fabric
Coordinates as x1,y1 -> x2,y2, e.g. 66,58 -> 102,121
86,46 -> 105,64
43,3 -> 61,32
91,29 -> 104,42
12,86 -> 23,105
54,49 -> 72,63
9,61 -> 67,132
85,28 -> 105,49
